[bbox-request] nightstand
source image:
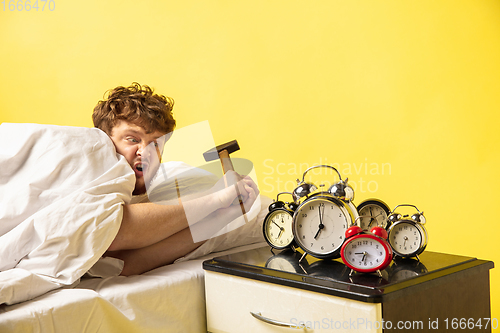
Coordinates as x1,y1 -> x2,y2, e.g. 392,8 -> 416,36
203,246 -> 493,332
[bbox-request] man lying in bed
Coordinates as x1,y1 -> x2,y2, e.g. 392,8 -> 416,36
0,83 -> 261,306
92,83 -> 259,276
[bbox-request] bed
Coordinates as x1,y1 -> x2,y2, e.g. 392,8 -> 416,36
0,242 -> 269,333
0,123 -> 272,332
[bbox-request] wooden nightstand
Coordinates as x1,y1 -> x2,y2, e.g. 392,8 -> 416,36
203,246 -> 493,333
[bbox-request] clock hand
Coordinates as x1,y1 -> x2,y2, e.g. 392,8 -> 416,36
367,208 -> 383,227
371,212 -> 384,226
354,251 -> 368,262
314,223 -> 324,239
314,205 -> 325,239
271,220 -> 284,238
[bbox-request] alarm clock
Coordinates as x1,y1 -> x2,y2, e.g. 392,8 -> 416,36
356,199 -> 391,231
340,225 -> 393,276
262,192 -> 297,250
386,204 -> 428,260
292,165 -> 359,260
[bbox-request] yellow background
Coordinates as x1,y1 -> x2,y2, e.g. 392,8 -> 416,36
1,0 -> 499,325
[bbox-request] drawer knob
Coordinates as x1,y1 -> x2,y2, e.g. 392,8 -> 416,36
250,311 -> 298,329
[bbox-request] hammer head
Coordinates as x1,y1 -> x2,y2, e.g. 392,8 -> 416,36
203,140 -> 240,162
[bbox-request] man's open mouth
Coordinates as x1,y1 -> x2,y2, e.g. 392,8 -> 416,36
134,162 -> 148,174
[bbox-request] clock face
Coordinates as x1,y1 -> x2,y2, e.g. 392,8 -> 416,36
293,197 -> 350,258
263,210 -> 294,249
388,222 -> 423,256
357,200 -> 390,230
341,234 -> 392,272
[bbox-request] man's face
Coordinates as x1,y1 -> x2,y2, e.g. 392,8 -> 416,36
109,120 -> 166,195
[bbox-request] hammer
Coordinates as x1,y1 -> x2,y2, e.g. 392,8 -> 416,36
203,140 -> 240,175
203,140 -> 248,218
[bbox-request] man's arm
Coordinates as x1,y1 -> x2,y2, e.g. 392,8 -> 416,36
107,171 -> 258,251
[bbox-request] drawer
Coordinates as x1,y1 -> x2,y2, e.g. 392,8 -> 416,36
205,271 -> 382,333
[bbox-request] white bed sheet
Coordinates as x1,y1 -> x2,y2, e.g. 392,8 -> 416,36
0,242 -> 269,333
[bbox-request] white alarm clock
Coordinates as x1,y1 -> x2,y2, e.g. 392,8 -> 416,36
386,204 -> 428,260
291,165 -> 358,260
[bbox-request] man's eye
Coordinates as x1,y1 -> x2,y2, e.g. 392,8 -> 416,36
127,138 -> 139,143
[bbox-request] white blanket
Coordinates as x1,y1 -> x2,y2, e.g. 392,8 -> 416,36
0,123 -> 136,305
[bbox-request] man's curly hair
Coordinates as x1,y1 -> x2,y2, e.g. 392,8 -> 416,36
92,82 -> 176,135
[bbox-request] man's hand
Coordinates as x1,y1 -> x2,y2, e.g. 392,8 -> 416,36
214,170 -> 259,209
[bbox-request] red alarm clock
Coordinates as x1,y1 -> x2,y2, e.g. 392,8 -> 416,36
340,225 -> 393,276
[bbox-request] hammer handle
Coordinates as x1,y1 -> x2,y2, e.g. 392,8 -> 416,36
218,149 -> 248,221
219,149 -> 235,174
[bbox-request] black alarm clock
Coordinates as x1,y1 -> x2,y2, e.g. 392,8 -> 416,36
262,192 -> 297,250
